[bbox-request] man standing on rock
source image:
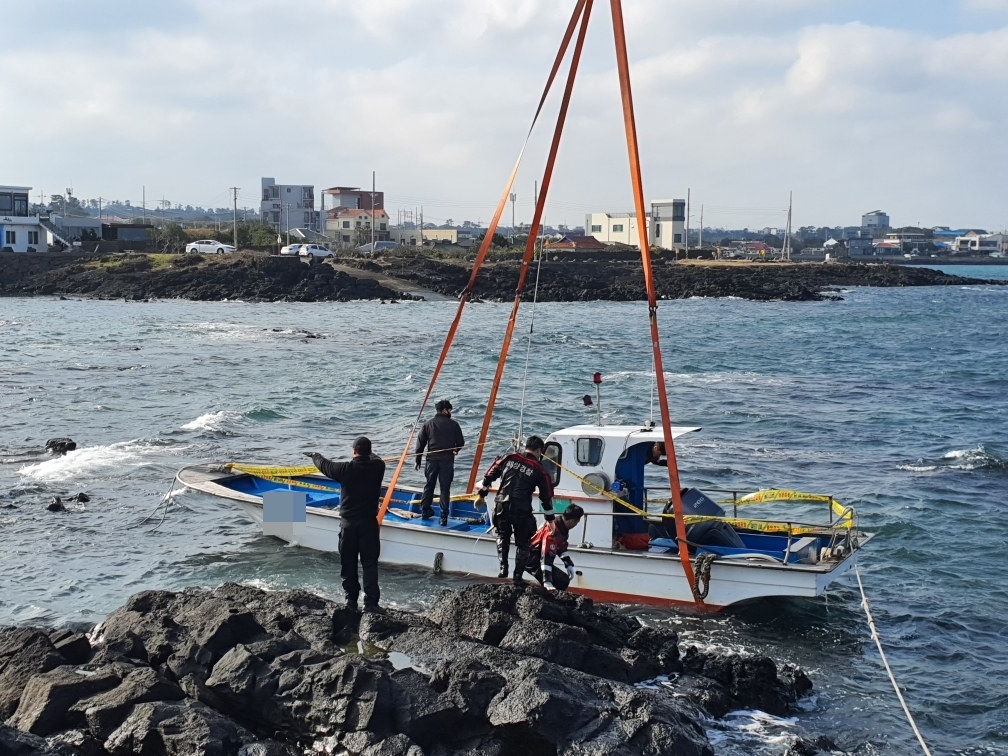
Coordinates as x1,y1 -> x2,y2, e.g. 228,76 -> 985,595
308,437 -> 386,612
475,436 -> 555,584
415,399 -> 465,526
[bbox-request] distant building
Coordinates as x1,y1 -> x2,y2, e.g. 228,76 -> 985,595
649,199 -> 686,251
955,231 -> 1003,254
585,199 -> 685,250
861,210 -> 890,230
326,208 -> 390,245
261,178 -> 319,234
545,235 -> 607,251
324,186 -> 384,212
423,229 -> 458,244
848,230 -> 874,256
1,185 -> 47,252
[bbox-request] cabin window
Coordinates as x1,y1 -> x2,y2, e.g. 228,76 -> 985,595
542,442 -> 562,487
576,437 -> 603,466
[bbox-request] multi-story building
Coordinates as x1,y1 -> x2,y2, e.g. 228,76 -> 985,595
325,208 -> 390,246
261,178 -> 319,234
1,185 -> 47,252
649,199 -> 686,250
861,210 -> 890,230
585,199 -> 685,250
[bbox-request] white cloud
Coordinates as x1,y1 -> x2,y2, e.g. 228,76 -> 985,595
0,0 -> 1005,229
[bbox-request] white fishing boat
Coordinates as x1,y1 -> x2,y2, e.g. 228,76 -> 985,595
176,420 -> 871,610
177,0 -> 873,610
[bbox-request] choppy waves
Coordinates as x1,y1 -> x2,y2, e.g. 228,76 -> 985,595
17,440 -> 158,483
898,445 -> 1006,473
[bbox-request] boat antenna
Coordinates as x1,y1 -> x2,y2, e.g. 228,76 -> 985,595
650,352 -> 655,426
516,186 -> 545,450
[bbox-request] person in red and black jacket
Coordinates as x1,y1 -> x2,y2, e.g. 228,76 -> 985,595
525,504 -> 584,592
475,435 -> 554,584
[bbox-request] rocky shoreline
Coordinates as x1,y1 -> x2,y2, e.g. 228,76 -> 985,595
0,582 -> 838,756
343,253 -> 1000,302
2,250 -> 996,303
0,254 -> 404,303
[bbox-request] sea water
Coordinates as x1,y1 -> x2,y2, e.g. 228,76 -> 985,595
1,284 -> 1006,754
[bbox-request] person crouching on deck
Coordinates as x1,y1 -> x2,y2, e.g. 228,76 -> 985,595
475,435 -> 554,584
526,504 -> 584,593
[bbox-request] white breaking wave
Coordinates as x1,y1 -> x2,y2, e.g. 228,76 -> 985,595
897,463 -> 938,473
181,411 -> 240,432
18,441 -> 152,483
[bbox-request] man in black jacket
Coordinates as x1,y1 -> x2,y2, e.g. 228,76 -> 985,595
415,399 -> 465,526
475,435 -> 555,584
308,437 -> 386,611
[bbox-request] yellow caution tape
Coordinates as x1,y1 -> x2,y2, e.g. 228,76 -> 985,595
729,489 -> 852,525
229,463 -> 318,478
556,461 -> 850,535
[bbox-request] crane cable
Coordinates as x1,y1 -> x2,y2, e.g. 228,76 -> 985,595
855,566 -> 933,756
516,240 -> 546,449
376,0 -> 591,526
467,0 -> 594,491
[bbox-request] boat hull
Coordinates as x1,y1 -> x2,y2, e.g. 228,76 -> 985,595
180,464 -> 869,610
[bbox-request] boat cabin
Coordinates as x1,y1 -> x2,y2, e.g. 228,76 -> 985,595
542,424 -> 700,550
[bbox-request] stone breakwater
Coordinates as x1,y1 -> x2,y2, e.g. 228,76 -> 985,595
0,253 -> 403,302
342,254 -> 998,302
0,582 -> 831,756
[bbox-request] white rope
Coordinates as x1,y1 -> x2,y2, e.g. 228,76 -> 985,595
516,238 -> 544,447
855,566 -> 933,756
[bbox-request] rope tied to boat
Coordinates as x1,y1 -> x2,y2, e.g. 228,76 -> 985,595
855,565 -> 933,756
691,552 -> 716,601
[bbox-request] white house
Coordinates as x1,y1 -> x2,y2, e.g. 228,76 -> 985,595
0,185 -> 47,253
325,208 -> 390,245
585,199 -> 685,251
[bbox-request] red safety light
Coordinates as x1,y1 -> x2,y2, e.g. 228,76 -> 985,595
592,372 -> 602,385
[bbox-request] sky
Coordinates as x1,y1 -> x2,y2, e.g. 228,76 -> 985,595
2,0 -> 1006,232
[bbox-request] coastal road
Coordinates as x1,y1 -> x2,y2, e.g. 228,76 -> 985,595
329,262 -> 453,301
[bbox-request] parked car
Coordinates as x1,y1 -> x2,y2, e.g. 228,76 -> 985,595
186,239 -> 236,255
279,244 -> 303,256
298,244 -> 333,259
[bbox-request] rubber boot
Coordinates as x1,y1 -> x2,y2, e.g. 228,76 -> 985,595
512,546 -> 530,586
496,537 -> 510,579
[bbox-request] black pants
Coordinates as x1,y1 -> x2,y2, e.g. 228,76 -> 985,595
526,553 -> 571,591
338,519 -> 380,607
421,457 -> 454,519
496,507 -> 537,579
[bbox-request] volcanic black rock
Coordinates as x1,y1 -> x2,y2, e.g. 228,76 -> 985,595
0,582 -> 816,755
45,438 -> 76,455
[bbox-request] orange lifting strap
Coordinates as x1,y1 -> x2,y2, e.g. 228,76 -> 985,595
467,0 -> 595,493
610,0 -> 699,602
377,0 -> 590,524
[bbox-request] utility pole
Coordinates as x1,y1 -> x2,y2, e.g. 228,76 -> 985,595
510,193 -> 516,244
371,171 -> 375,252
230,187 -> 239,250
699,204 -> 703,250
684,188 -> 689,258
98,197 -> 103,222
285,203 -> 290,247
142,186 -> 146,225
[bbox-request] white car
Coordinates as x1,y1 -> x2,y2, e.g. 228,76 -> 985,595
298,244 -> 333,259
279,244 -> 303,256
186,240 -> 236,255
